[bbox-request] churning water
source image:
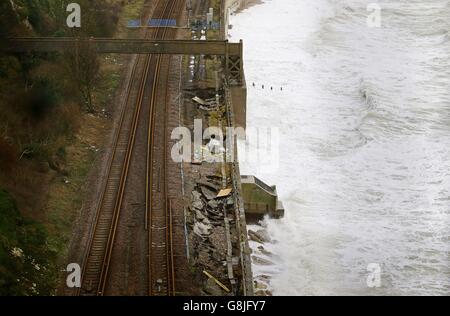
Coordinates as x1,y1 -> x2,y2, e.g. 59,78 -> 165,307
229,0 -> 450,295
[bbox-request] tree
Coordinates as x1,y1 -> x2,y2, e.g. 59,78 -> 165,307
65,41 -> 99,113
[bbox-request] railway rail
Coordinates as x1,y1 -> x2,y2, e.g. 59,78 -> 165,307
147,0 -> 183,297
77,0 -> 183,296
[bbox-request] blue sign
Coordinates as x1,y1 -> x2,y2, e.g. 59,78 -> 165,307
149,19 -> 177,27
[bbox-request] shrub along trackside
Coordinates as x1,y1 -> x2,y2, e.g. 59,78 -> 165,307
0,189 -> 57,295
0,0 -> 125,295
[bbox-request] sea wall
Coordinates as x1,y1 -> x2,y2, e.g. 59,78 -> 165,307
221,0 -> 247,130
221,0 -> 253,295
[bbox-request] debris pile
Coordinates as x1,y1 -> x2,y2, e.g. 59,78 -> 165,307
248,228 -> 275,296
186,174 -> 238,295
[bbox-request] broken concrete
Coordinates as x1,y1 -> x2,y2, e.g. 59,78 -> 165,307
251,256 -> 274,266
204,277 -> 224,296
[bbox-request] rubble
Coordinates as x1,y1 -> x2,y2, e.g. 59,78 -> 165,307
254,280 -> 268,290
182,21 -> 253,292
255,229 -> 271,243
197,179 -> 221,191
255,289 -> 273,296
254,277 -> 273,296
192,191 -> 202,200
195,210 -> 206,221
192,199 -> 204,211
248,230 -> 265,244
257,245 -> 272,256
187,173 -> 238,295
197,247 -> 212,267
207,199 -> 219,209
217,188 -> 232,198
193,222 -> 212,238
257,274 -> 272,283
200,186 -> 217,200
248,229 -> 271,244
209,226 -> 227,255
204,277 -> 224,296
191,191 -> 204,210
251,256 -> 274,266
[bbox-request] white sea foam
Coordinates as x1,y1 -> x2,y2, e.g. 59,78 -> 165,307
230,0 -> 450,295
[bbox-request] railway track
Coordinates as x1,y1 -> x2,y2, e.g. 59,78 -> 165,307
147,0 -> 183,297
77,0 -> 183,296
147,56 -> 174,296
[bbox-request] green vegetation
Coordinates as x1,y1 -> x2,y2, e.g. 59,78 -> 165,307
0,0 -> 123,164
0,0 -> 129,295
0,0 -> 121,37
0,189 -> 57,295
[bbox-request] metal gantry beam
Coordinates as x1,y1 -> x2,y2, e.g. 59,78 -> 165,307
0,37 -> 242,56
1,37 -> 244,84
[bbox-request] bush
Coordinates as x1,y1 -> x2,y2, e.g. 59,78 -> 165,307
0,56 -> 22,79
0,189 -> 57,295
94,3 -> 121,37
24,77 -> 60,121
0,138 -> 17,169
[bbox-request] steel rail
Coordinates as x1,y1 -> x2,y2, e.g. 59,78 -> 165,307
77,0 -> 170,296
147,0 -> 181,297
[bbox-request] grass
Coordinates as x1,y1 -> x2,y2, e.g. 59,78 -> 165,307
94,55 -> 123,111
0,189 -> 57,295
116,0 -> 146,38
45,113 -> 108,263
41,0 -> 149,292
0,0 -> 144,295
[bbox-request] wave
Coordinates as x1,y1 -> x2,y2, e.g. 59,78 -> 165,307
230,0 -> 450,296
